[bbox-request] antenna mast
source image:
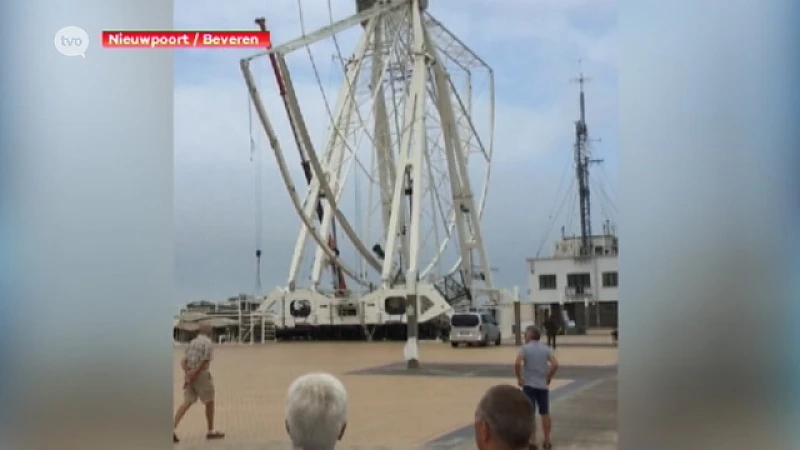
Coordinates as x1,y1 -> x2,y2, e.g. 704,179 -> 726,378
571,63 -> 597,257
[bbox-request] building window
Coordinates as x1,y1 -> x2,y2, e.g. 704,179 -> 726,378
566,272 -> 591,294
602,271 -> 618,287
538,274 -> 557,290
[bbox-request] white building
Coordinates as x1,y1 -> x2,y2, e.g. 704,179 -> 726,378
527,229 -> 619,329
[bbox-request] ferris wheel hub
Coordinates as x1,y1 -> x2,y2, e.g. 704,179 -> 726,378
356,0 -> 428,13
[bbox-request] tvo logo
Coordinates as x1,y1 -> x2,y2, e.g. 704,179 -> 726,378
54,26 -> 89,58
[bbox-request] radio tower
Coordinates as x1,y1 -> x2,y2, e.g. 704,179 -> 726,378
571,65 -> 600,257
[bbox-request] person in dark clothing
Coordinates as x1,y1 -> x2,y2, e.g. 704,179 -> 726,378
544,313 -> 561,349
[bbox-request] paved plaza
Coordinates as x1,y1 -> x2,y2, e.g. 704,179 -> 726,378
174,334 -> 618,449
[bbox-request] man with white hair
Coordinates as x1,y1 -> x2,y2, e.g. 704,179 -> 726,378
173,323 -> 225,443
285,372 -> 348,450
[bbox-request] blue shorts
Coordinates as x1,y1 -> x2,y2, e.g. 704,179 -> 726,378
522,386 -> 550,415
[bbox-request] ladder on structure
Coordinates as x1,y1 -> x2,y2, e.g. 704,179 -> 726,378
242,311 -> 277,343
261,314 -> 277,342
236,297 -> 277,343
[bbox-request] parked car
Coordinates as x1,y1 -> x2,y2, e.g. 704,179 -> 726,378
449,312 -> 502,347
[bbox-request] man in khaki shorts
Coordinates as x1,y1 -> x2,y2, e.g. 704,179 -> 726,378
173,323 -> 225,443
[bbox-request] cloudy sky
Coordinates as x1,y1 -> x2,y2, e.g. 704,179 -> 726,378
173,0 -> 618,307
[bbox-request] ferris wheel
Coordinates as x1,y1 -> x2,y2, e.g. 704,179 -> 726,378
241,0 -> 498,338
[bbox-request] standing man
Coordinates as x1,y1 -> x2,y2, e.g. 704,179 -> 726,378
173,323 -> 225,443
544,312 -> 561,349
515,325 -> 559,450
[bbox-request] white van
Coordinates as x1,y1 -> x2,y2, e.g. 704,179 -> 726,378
449,312 -> 502,347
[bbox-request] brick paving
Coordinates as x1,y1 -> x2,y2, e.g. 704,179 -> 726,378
173,335 -> 617,449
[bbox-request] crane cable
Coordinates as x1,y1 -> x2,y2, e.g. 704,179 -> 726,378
295,0 -> 381,182
249,84 -> 263,294
534,155 -> 574,258
294,0 -> 376,293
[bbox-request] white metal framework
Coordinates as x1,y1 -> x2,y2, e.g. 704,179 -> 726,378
241,0 -> 498,341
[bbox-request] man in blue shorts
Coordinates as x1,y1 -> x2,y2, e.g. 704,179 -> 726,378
515,325 -> 559,450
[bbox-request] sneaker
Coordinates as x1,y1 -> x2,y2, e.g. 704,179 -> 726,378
206,430 -> 226,440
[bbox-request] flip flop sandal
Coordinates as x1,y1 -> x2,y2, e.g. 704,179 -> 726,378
206,431 -> 225,440
543,442 -> 553,449
173,433 -> 179,443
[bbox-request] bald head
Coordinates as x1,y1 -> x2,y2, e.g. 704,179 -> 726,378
474,385 -> 533,450
525,325 -> 541,342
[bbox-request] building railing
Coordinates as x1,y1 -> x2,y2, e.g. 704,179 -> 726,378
565,286 -> 593,298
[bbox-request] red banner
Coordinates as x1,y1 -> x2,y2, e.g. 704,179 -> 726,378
101,31 -> 271,49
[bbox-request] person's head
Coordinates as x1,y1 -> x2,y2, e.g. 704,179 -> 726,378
474,385 -> 534,450
198,323 -> 213,337
524,325 -> 541,343
285,372 -> 348,450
